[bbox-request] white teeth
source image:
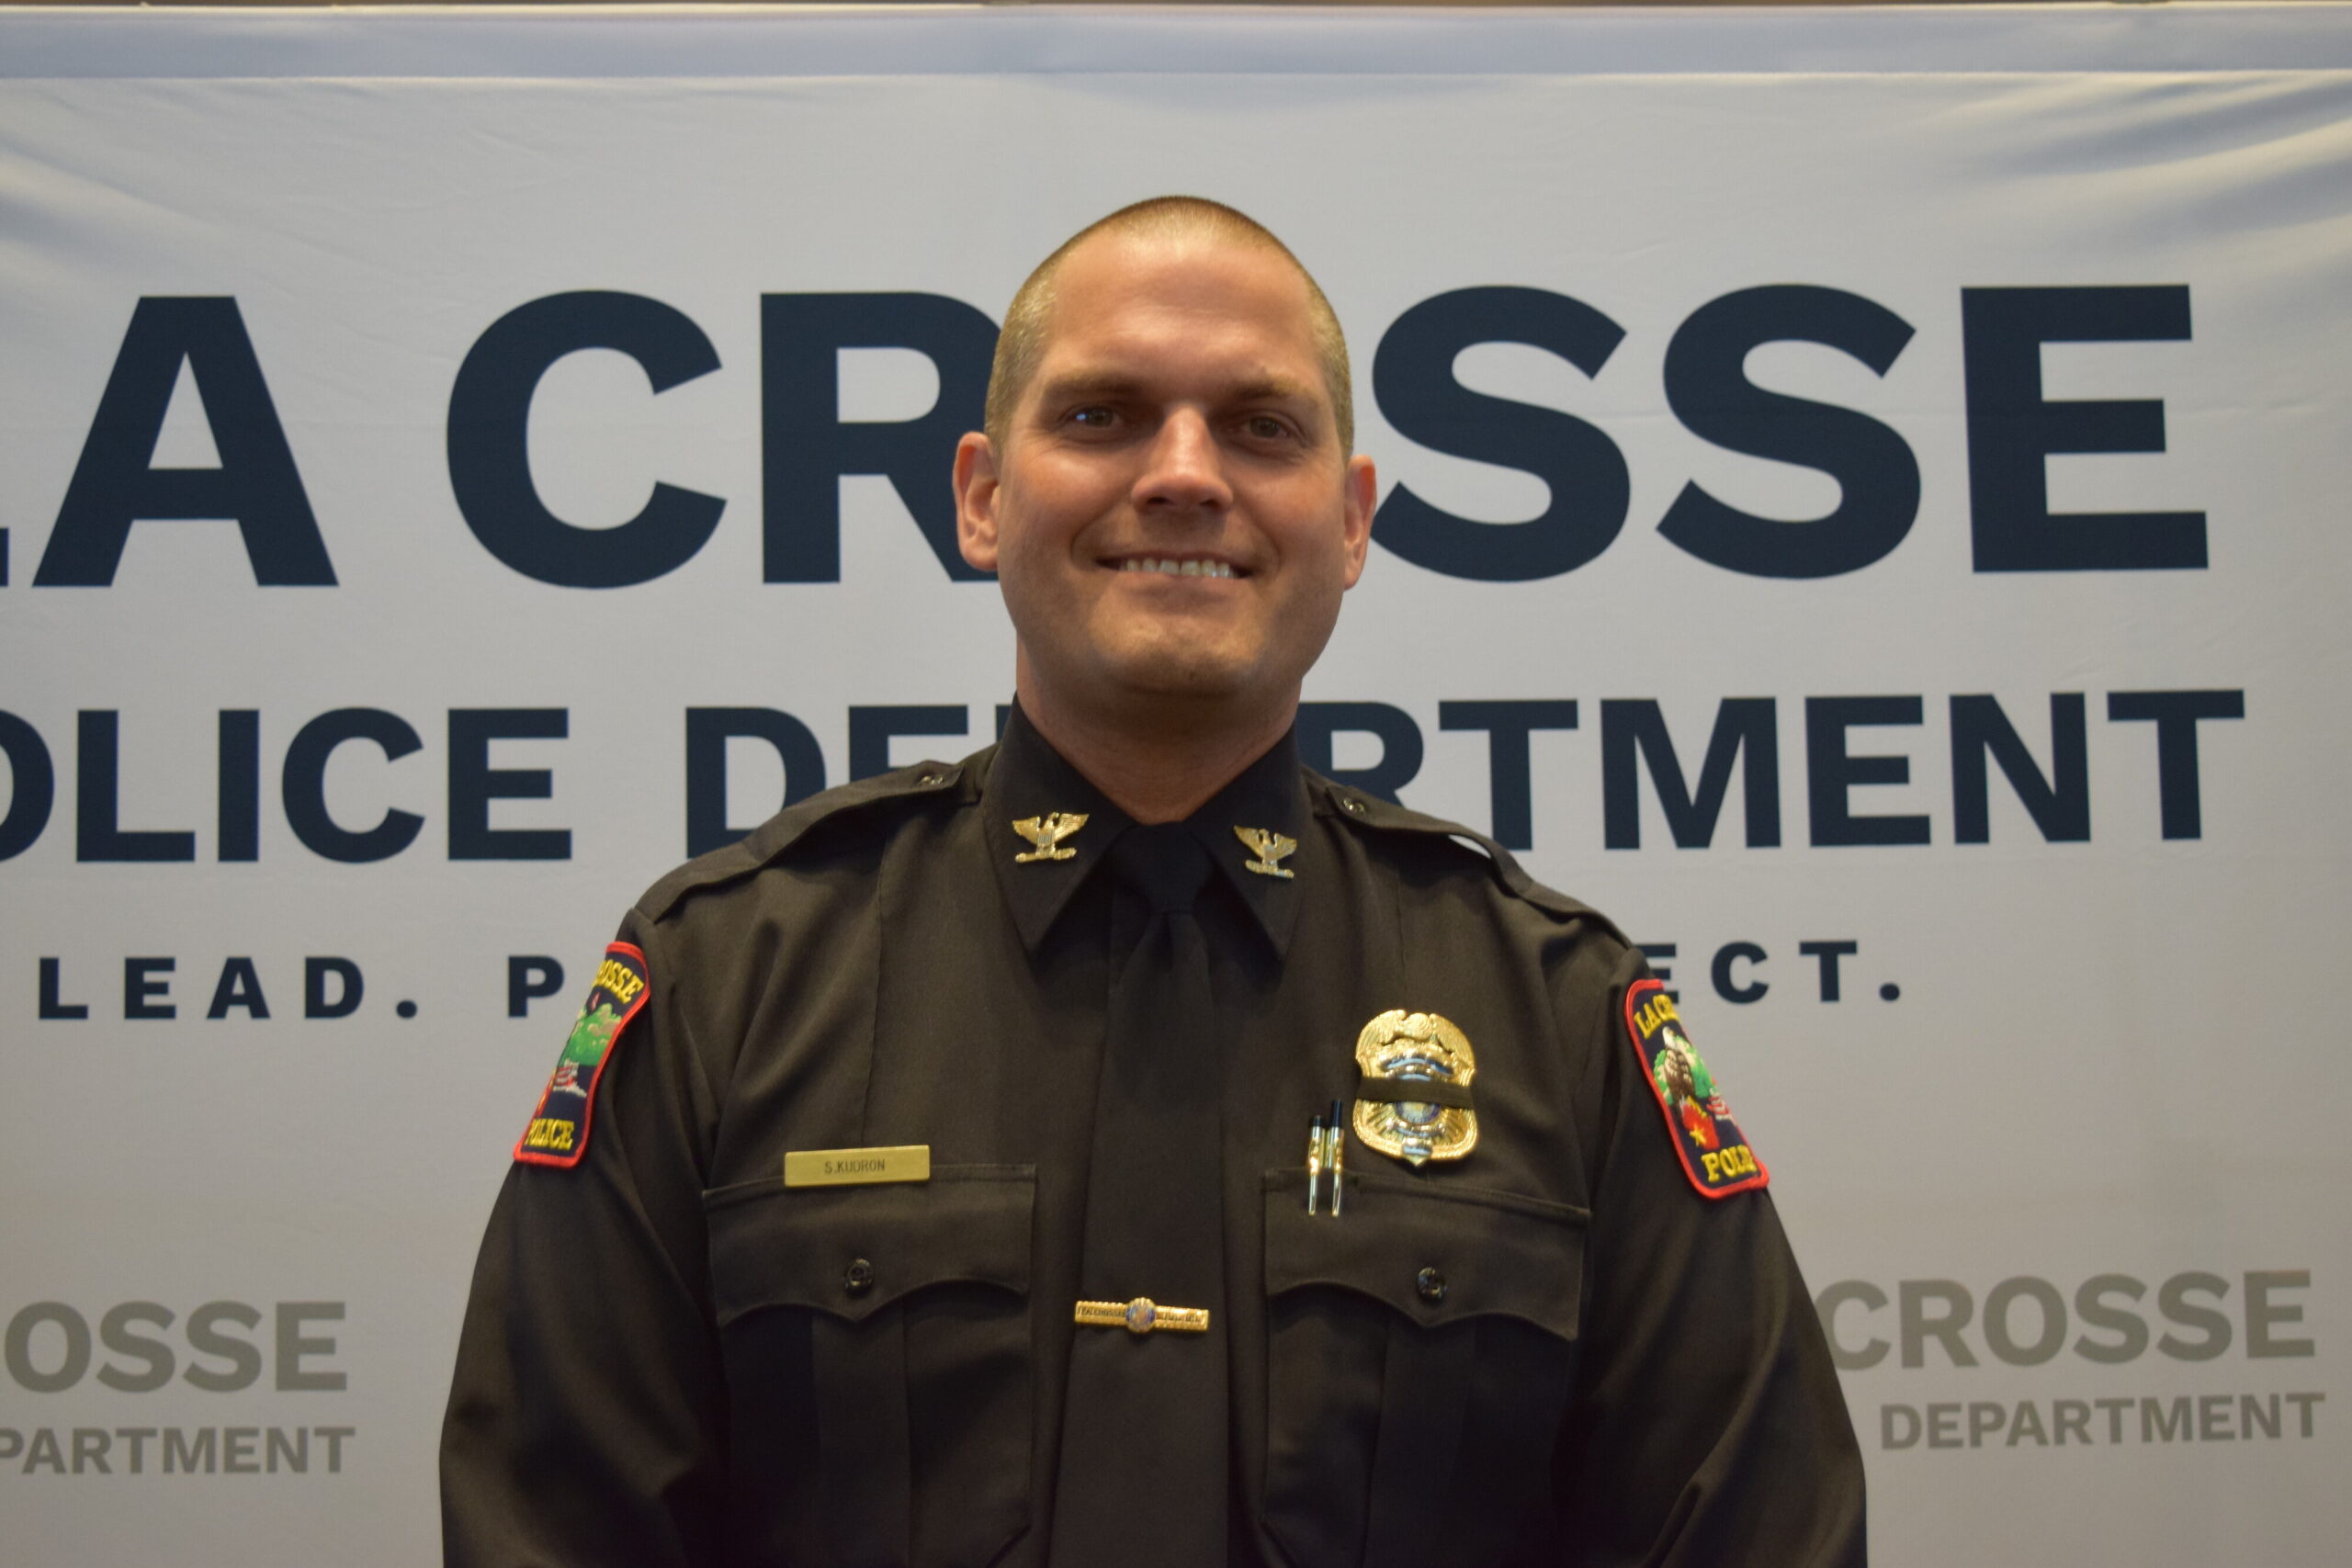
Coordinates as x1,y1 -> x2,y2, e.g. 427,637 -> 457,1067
1119,558 -> 1235,579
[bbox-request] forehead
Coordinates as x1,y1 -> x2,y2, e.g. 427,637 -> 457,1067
1027,231 -> 1326,396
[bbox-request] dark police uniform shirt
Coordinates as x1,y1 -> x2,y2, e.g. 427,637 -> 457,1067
442,708 -> 1865,1567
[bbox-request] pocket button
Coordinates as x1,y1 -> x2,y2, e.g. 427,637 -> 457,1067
844,1258 -> 876,1296
1415,1266 -> 1448,1304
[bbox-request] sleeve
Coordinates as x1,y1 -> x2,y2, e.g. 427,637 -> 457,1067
440,912 -> 731,1568
1546,943 -> 1866,1566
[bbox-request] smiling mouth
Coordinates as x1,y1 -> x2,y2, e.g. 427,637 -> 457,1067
1113,557 -> 1243,580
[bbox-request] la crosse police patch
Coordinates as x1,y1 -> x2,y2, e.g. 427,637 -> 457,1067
1624,978 -> 1768,1199
514,942 -> 650,1169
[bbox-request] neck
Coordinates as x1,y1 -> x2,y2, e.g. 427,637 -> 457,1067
1015,666 -> 1295,825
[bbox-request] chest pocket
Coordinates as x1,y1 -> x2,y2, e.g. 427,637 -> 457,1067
706,1166 -> 1035,1568
1261,1171 -> 1588,1568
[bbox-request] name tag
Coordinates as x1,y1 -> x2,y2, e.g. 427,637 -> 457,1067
784,1145 -> 932,1188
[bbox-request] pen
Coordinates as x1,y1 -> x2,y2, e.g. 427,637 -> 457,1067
1326,1098 -> 1345,1217
1306,1112 -> 1325,1213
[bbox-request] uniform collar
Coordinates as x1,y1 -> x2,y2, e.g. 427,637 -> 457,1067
984,703 -> 1307,959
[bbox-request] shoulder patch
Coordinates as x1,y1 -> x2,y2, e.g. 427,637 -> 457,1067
1623,978 -> 1768,1199
514,942 -> 650,1169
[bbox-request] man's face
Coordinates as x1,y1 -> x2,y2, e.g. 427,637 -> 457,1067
956,232 -> 1375,733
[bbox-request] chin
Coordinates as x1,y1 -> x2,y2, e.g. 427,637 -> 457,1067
1114,661 -> 1253,704
1080,640 -> 1266,709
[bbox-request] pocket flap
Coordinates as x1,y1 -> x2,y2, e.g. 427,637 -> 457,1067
1262,1170 -> 1588,1341
706,1165 -> 1035,1326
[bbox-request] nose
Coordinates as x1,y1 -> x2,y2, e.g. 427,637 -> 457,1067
1133,408 -> 1233,514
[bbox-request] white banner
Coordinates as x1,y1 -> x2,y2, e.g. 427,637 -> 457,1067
3,6 -> 2348,1563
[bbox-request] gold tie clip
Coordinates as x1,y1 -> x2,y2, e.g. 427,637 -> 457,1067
1074,1296 -> 1211,1335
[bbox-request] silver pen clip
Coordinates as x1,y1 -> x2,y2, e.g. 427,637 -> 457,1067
1307,1101 -> 1347,1217
1326,1098 -> 1345,1217
1306,1114 -> 1327,1214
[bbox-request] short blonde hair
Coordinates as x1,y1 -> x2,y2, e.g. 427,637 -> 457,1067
983,196 -> 1353,454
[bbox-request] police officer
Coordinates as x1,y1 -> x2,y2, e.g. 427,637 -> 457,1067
442,197 -> 1866,1566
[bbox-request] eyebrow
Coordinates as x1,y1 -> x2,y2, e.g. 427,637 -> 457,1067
1227,373 -> 1322,408
1032,370 -> 1327,414
1033,372 -> 1149,406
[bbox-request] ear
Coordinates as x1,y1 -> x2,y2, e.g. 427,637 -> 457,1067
1338,454 -> 1376,590
954,431 -> 1002,573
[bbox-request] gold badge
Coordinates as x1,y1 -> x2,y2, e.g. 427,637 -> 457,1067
1351,1010 -> 1477,1167
1012,812 -> 1089,863
1232,825 -> 1296,878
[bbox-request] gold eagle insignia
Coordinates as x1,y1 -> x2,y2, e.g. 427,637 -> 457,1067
1232,825 -> 1297,878
1011,812 -> 1089,863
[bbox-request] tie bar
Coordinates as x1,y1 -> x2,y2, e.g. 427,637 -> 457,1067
1074,1296 -> 1210,1335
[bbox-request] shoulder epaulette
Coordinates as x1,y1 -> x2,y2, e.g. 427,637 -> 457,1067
1307,771 -> 1619,932
636,755 -> 977,923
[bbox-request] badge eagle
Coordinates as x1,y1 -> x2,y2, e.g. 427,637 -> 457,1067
548,1003 -> 620,1098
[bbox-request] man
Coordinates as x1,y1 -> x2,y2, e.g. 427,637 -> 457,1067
443,197 -> 1865,1566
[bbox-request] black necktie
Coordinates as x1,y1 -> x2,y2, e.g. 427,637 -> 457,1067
1049,823 -> 1228,1562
